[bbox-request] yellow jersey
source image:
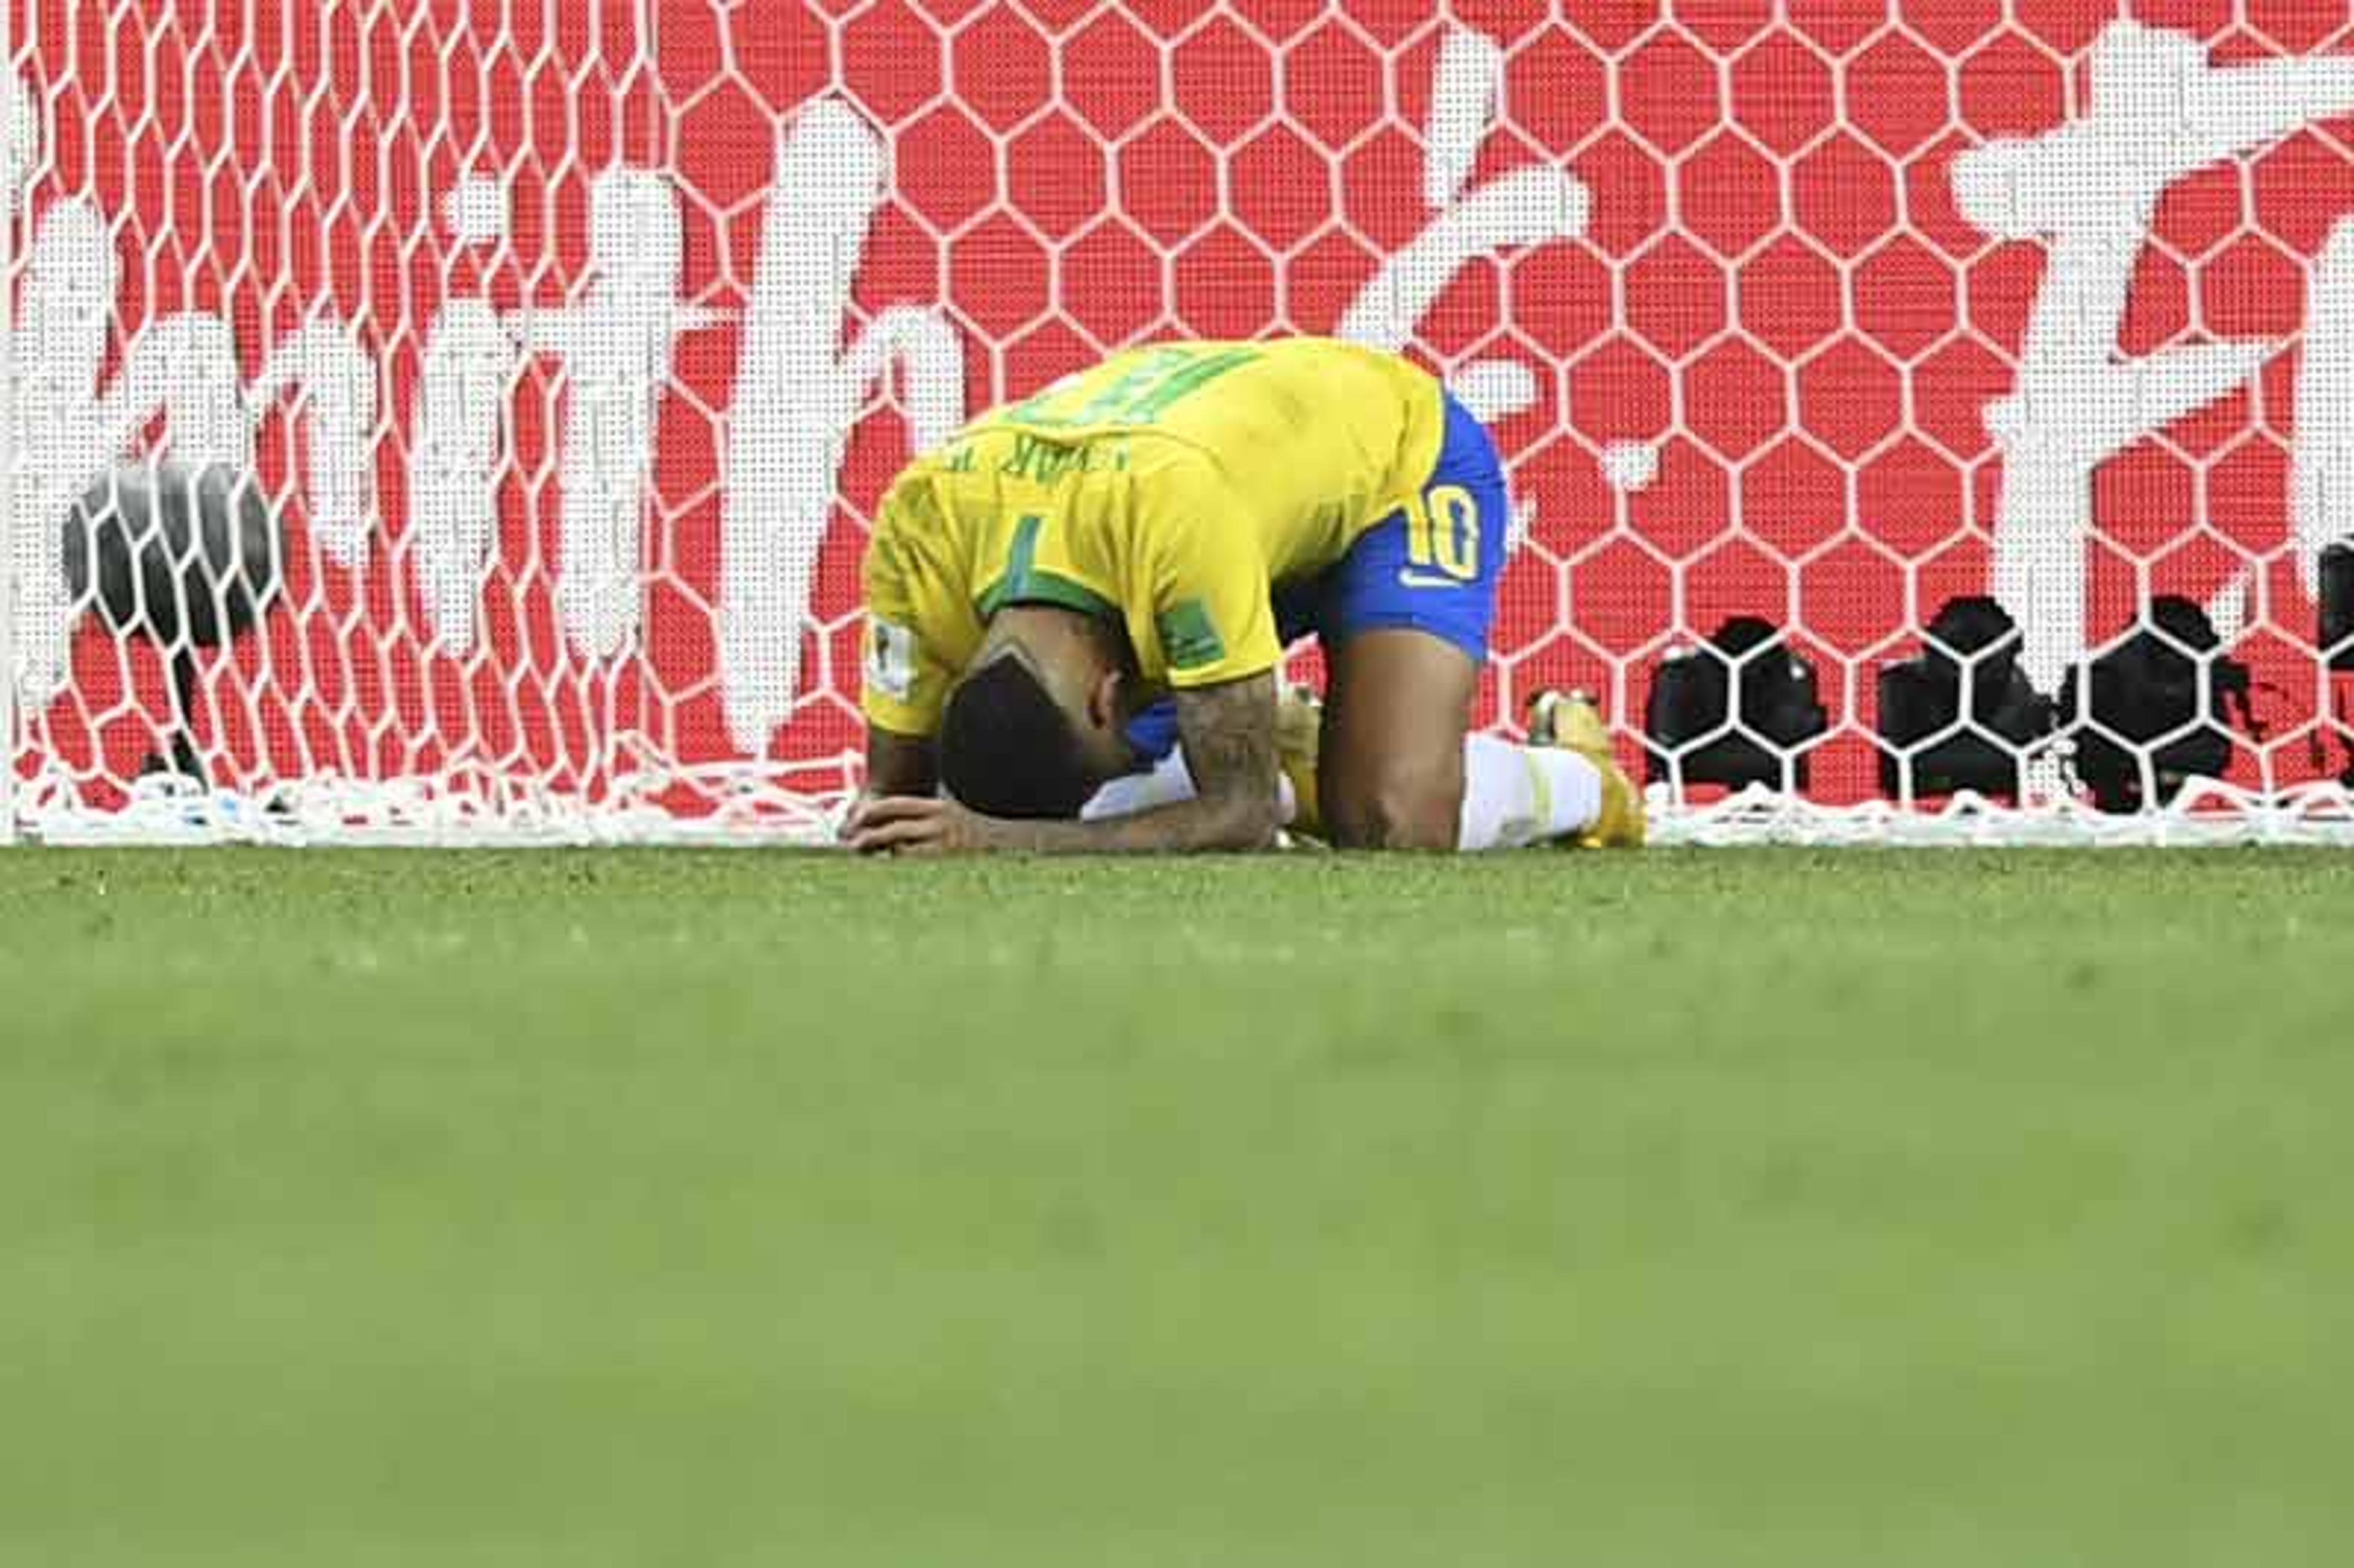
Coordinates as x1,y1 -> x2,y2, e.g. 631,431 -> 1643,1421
860,337 -> 1448,737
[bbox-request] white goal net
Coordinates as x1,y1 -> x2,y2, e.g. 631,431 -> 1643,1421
7,2 -> 2354,844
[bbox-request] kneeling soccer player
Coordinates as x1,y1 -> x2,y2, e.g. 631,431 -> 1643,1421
847,337 -> 1644,855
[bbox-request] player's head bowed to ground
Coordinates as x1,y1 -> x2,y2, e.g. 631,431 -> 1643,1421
844,337 -> 1642,856
934,611 -> 1146,820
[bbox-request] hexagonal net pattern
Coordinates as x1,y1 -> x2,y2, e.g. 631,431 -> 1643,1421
7,1 -> 2354,843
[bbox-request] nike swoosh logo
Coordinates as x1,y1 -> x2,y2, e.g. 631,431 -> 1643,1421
1396,569 -> 1465,588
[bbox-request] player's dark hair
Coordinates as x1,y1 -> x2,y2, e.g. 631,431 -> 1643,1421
939,652 -> 1096,819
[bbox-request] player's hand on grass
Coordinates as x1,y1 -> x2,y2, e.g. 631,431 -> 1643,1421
846,793 -> 996,854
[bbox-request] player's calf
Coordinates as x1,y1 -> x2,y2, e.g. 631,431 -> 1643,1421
1315,628 -> 1477,849
1319,750 -> 1463,850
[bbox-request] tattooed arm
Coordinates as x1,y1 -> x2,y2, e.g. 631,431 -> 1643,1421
848,672 -> 1282,854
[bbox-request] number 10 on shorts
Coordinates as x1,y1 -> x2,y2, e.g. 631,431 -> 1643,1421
1406,485 -> 1481,583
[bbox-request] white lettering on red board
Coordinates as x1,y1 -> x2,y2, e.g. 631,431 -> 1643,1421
7,21 -> 2354,733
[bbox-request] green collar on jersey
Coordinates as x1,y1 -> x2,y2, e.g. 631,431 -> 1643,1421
974,514 -> 1119,623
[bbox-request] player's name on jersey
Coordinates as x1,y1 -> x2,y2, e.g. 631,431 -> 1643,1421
941,433 -> 1135,485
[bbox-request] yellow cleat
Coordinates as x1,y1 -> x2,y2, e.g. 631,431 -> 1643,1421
1274,683 -> 1325,841
1528,689 -> 1647,848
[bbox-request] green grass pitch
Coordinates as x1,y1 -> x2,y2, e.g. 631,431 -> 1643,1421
6,848 -> 2352,1566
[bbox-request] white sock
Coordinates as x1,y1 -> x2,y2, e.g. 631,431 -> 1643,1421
1083,751 -> 1300,826
1455,733 -> 1603,851
1082,735 -> 1589,849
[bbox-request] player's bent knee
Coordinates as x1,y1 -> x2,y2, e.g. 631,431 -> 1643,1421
1322,771 -> 1462,851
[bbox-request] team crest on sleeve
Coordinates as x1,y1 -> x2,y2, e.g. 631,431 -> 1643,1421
865,617 -> 920,699
1157,599 -> 1227,671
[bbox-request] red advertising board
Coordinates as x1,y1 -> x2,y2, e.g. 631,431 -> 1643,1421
9,2 -> 2353,820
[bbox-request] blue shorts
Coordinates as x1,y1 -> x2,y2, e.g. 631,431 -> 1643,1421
1271,392 -> 1510,657
1127,392 -> 1507,763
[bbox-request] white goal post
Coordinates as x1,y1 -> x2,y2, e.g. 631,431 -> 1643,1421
7,2 -> 2354,845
